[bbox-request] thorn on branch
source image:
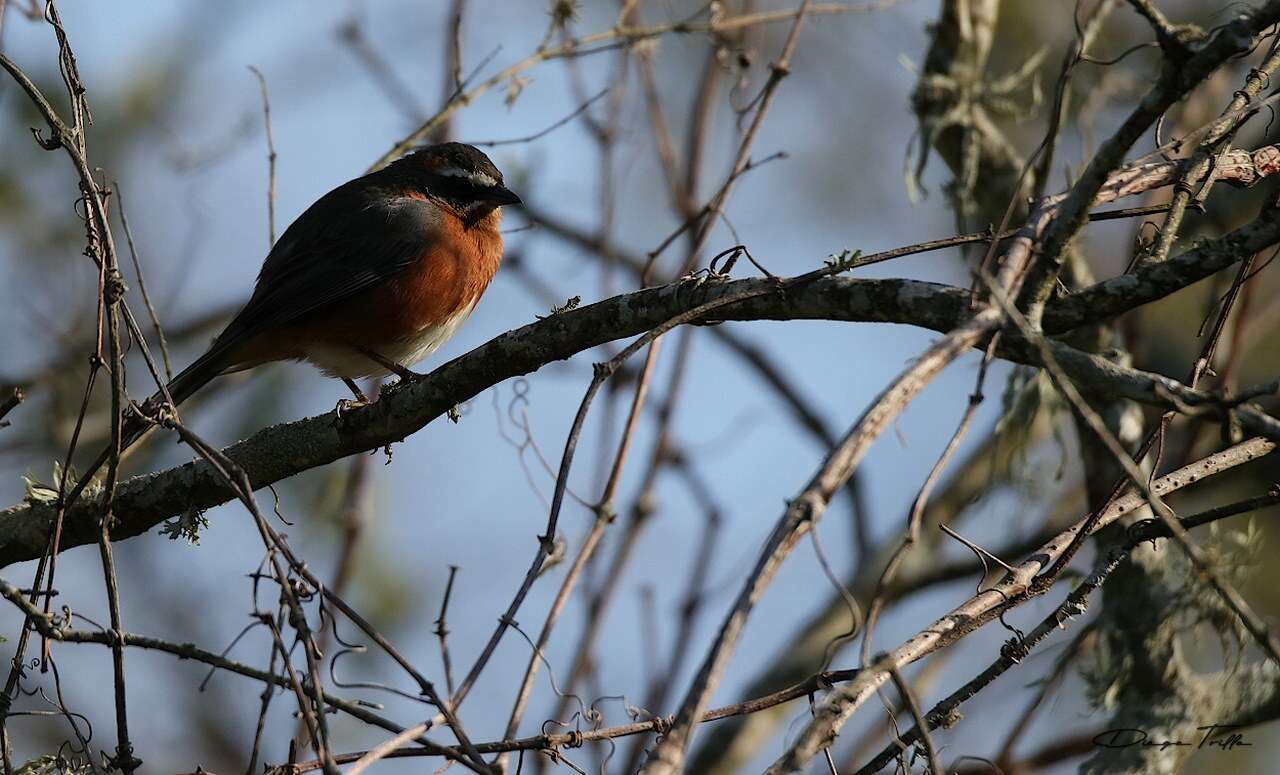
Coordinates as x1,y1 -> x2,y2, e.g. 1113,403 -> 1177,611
535,534 -> 566,578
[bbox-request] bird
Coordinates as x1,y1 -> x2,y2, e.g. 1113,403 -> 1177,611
97,142 -> 520,472
167,141 -> 520,407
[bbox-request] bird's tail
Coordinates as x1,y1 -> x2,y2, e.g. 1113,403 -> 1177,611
76,346 -> 230,496
164,346 -> 230,408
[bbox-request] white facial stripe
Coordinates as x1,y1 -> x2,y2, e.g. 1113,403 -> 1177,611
438,166 -> 498,188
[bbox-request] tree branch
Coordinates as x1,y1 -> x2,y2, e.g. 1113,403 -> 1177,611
765,437 -> 1277,773
4,238 -> 1280,568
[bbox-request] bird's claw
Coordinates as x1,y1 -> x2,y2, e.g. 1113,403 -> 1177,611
334,397 -> 368,422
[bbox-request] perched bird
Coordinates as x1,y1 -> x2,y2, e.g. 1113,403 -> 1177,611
85,142 -> 518,478
167,141 -> 520,406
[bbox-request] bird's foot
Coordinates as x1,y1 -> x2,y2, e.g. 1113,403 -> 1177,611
335,378 -> 371,421
334,397 -> 368,421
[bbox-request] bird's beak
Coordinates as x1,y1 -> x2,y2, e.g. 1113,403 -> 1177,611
488,185 -> 522,206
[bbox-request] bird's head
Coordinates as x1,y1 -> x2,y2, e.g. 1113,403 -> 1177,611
399,142 -> 521,223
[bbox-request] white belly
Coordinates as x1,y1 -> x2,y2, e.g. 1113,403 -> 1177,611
301,304 -> 475,380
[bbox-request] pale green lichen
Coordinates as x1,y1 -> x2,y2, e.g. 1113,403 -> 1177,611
160,507 -> 209,545
22,462 -> 101,506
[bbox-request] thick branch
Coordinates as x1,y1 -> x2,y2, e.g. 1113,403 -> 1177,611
4,234 -> 1280,568
0,273 -> 953,568
1044,197 -> 1280,332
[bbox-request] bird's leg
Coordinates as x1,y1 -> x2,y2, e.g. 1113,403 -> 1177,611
335,378 -> 370,418
356,346 -> 421,382
343,378 -> 369,403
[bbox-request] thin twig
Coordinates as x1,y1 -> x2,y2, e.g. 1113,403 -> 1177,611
247,65 -> 278,247
346,720 -> 433,775
472,89 -> 608,147
245,605 -> 285,775
440,0 -> 466,140
888,665 -> 943,775
435,565 -> 460,697
114,182 -> 172,379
